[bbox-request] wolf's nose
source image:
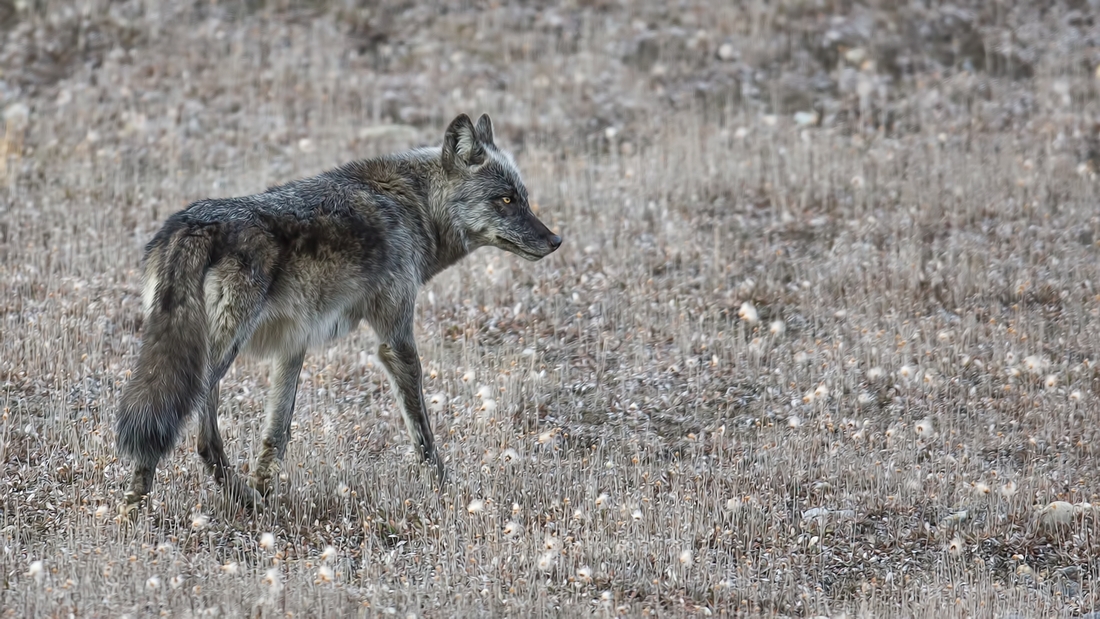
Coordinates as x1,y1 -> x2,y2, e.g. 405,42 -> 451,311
549,235 -> 562,250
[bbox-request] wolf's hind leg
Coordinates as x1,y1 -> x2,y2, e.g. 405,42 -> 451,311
196,385 -> 229,484
197,260 -> 269,510
196,355 -> 264,510
376,325 -> 445,487
249,349 -> 306,497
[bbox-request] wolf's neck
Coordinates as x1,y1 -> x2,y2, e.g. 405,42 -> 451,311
420,219 -> 469,283
421,169 -> 472,283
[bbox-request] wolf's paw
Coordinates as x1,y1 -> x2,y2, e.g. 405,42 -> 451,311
225,475 -> 265,513
248,460 -> 280,498
426,452 -> 447,492
117,493 -> 144,522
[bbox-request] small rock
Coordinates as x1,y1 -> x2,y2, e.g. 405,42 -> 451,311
3,102 -> 29,129
939,510 -> 968,528
1038,501 -> 1077,527
793,111 -> 818,127
1055,565 -> 1083,579
844,47 -> 867,65
802,507 -> 830,520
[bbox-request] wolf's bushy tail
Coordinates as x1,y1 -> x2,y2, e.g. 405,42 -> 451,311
116,226 -> 214,467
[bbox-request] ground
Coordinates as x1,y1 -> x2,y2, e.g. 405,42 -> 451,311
2,1 -> 1100,617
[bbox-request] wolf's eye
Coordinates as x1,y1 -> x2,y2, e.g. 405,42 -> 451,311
502,197 -> 511,204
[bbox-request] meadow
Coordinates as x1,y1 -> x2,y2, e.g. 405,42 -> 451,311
1,1 -> 1099,616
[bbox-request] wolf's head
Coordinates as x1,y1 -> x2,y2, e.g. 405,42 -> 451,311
441,113 -> 562,261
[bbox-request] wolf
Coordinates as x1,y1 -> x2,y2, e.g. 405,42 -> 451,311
115,113 -> 561,511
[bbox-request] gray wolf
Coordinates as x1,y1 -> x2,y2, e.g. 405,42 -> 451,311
115,113 -> 561,511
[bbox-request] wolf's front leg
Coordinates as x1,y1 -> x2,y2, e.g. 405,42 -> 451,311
377,335 -> 445,486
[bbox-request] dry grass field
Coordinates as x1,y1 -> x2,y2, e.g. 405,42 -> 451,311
3,1 -> 1100,617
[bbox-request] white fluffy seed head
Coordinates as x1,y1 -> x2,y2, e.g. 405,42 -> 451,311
169,575 -> 184,590
769,320 -> 785,335
947,537 -> 964,557
678,549 -> 693,566
221,562 -> 239,575
191,513 -> 210,529
1023,355 -> 1044,374
1000,481 -> 1017,498
467,499 -> 486,514
320,546 -> 337,563
337,483 -> 350,497
28,560 -> 44,582
898,365 -> 915,380
263,568 -> 281,590
577,566 -> 593,582
500,448 -> 519,463
146,575 -> 161,590
1045,374 -> 1058,389
462,371 -> 475,383
866,367 -> 884,381
317,565 -> 334,583
476,385 -> 493,399
259,533 -> 276,551
738,301 -> 759,325
788,415 -> 801,428
428,393 -> 446,411
915,418 -> 934,439
502,521 -> 521,537
631,509 -> 643,521
595,493 -> 610,508
537,552 -> 555,571
95,505 -> 108,519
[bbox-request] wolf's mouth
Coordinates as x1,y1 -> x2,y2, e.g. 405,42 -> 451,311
494,236 -> 546,261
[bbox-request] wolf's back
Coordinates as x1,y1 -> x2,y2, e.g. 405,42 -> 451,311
116,221 -> 216,467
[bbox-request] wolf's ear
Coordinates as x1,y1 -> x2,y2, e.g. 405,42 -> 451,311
442,114 -> 486,174
474,114 -> 495,147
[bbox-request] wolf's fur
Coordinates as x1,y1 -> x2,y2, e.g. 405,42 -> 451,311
115,113 -> 561,509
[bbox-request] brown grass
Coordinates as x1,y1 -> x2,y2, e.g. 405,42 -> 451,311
2,1 -> 1100,617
